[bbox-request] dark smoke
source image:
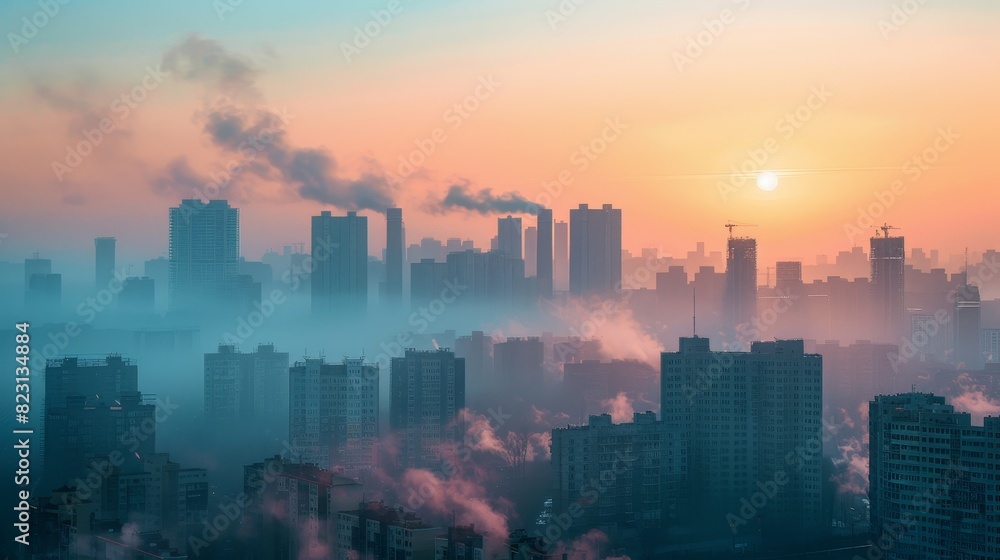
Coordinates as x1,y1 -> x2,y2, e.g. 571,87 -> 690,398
156,34 -> 396,212
436,183 -> 540,215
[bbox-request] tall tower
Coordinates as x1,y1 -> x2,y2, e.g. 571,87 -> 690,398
311,210 -> 368,316
385,208 -> 404,305
536,208 -> 553,298
94,237 -> 116,289
870,229 -> 905,341
569,204 -> 622,295
554,220 -> 568,291
168,199 -> 239,311
953,284 -> 983,368
524,226 -> 537,277
497,215 -> 522,260
724,237 -> 757,327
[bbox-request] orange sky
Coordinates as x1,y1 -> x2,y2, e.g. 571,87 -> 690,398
1,1 -> 998,267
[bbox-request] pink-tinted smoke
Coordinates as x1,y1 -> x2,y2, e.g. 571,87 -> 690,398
601,392 -> 635,423
952,373 -> 1000,424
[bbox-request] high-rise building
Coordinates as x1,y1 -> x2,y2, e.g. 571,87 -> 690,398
26,272 -> 61,313
493,337 -> 544,387
24,255 -> 52,295
95,236 -> 116,289
550,412 -> 684,538
869,393 -> 1000,559
168,199 -> 240,310
953,283 -> 983,368
537,208 -> 554,298
569,204 -> 622,296
119,276 -> 155,314
563,359 -> 657,419
554,220 -> 568,292
390,349 -> 466,470
411,258 -> 450,306
774,261 -> 802,292
312,210 -> 368,316
338,501 -> 443,560
245,456 -> 364,560
524,226 -> 537,277
386,207 -> 405,304
661,337 -> 824,541
871,233 -> 905,341
204,344 -> 290,424
434,524 -> 486,560
455,330 -> 494,384
724,237 -> 757,328
498,215 -> 522,260
289,357 -> 379,475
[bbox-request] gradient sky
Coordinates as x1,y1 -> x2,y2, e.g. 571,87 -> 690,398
2,0 -> 998,269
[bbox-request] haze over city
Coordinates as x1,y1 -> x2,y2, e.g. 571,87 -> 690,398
1,2 -> 999,560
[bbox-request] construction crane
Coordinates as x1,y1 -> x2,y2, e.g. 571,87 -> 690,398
724,221 -> 757,239
877,223 -> 899,238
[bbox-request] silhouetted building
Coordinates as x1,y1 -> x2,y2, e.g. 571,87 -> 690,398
775,261 -> 802,292
554,220 -> 568,292
563,359 -> 657,418
869,393 -> 1000,559
119,276 -> 155,314
570,204 -> 622,295
386,207 -> 405,305
338,501 -> 443,560
953,284 -> 983,368
290,357 -> 379,475
144,256 -> 169,311
312,210 -> 368,316
95,236 -> 116,289
26,272 -> 61,313
550,412 -> 683,539
24,255 -> 52,295
524,226 -> 537,277
536,209 -> 553,298
455,330 -> 494,386
498,215 -> 523,261
411,258 -> 451,306
661,337 -> 824,541
245,456 -> 364,560
204,344 -> 290,424
445,249 -> 525,306
168,199 -> 240,311
494,337 -> 545,387
390,349 -> 466,470
871,234 -> 905,341
724,237 -> 757,328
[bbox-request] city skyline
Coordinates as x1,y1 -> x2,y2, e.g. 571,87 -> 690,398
2,2 -> 999,262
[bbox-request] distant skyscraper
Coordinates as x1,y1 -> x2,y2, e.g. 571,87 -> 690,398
536,208 -> 553,298
774,260 -> 802,292
870,233 -> 905,341
168,199 -> 239,310
311,210 -> 368,316
386,207 -> 404,304
724,236 -> 757,327
119,277 -> 155,314
661,337 -> 824,541
94,237 -> 116,289
869,393 -> 1000,560
289,357 -> 379,475
26,273 -> 61,313
554,220 -> 568,291
493,337 -> 544,387
410,258 -> 450,306
524,226 -> 537,277
24,255 -> 51,292
953,284 -> 983,367
497,215 -> 522,260
390,349 -> 465,470
204,344 -> 290,424
569,204 -> 622,295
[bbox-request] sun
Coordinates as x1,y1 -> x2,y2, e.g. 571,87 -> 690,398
756,171 -> 779,191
